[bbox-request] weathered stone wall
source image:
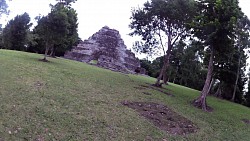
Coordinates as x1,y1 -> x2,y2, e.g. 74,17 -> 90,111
64,26 -> 145,74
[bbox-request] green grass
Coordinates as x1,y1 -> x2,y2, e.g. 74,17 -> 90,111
89,60 -> 98,65
0,49 -> 249,141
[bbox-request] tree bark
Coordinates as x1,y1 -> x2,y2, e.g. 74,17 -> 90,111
49,46 -> 54,56
163,73 -> 168,84
154,33 -> 172,87
231,53 -> 241,102
154,49 -> 171,87
193,47 -> 214,111
207,78 -> 214,95
43,41 -> 50,61
214,82 -> 222,97
49,46 -> 56,58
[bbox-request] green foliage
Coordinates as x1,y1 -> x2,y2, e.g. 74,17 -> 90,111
211,15 -> 250,102
56,0 -> 77,7
142,41 -> 207,91
192,0 -> 242,51
89,60 -> 98,65
169,41 -> 207,90
130,0 -> 196,55
0,0 -> 8,17
2,12 -> 31,51
33,1 -> 78,57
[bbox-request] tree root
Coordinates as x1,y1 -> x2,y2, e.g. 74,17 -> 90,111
192,98 -> 213,112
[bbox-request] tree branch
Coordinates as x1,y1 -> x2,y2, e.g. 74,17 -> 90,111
171,30 -> 185,46
157,28 -> 166,55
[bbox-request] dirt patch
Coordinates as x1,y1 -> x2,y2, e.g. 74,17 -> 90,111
134,86 -> 146,90
242,119 -> 250,125
142,84 -> 174,97
134,84 -> 173,96
122,101 -> 198,135
192,100 -> 213,112
143,92 -> 152,95
39,59 -> 49,62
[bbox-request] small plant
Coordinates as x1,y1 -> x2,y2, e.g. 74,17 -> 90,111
89,60 -> 98,65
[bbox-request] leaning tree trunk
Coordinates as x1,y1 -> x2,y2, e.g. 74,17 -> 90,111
49,46 -> 54,57
155,50 -> 171,87
214,83 -> 222,98
207,78 -> 214,95
231,52 -> 241,102
155,34 -> 172,87
193,47 -> 214,111
163,73 -> 168,84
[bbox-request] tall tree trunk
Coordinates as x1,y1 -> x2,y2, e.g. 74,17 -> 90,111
231,53 -> 241,102
207,78 -> 214,95
155,33 -> 172,87
193,47 -> 214,111
214,83 -> 222,98
49,46 -> 56,58
49,46 -> 54,56
154,50 -> 171,87
43,41 -> 50,61
163,71 -> 168,84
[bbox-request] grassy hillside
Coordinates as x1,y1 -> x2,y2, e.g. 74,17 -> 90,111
0,49 -> 249,141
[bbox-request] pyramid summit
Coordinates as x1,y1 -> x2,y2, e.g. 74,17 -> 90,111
64,26 -> 146,74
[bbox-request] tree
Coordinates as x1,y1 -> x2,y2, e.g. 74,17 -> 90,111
191,0 -> 242,111
49,6 -> 78,57
56,0 -> 76,7
141,40 -> 207,91
172,41 -> 206,90
129,0 -> 196,87
34,1 -> 78,61
245,72 -> 250,107
2,12 -> 31,51
0,0 -> 8,17
231,15 -> 250,102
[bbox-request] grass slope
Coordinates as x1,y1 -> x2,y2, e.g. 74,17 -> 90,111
0,49 -> 249,141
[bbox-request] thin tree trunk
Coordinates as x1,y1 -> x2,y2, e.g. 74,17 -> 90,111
231,53 -> 241,102
163,71 -> 168,84
155,33 -> 172,87
52,47 -> 56,58
49,46 -> 54,56
43,41 -> 50,61
207,78 -> 214,95
193,47 -> 214,111
214,83 -> 222,97
155,50 -> 171,87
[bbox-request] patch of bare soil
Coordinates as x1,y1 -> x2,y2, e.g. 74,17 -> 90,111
242,119 -> 250,125
141,84 -> 174,97
134,86 -> 145,90
122,101 -> 198,135
134,85 -> 173,96
192,100 -> 213,112
143,92 -> 152,95
39,59 -> 49,62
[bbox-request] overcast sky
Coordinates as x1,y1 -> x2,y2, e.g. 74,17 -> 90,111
1,0 -> 250,58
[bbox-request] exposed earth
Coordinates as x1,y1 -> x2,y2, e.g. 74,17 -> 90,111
242,119 -> 250,125
122,101 -> 198,135
134,84 -> 174,97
